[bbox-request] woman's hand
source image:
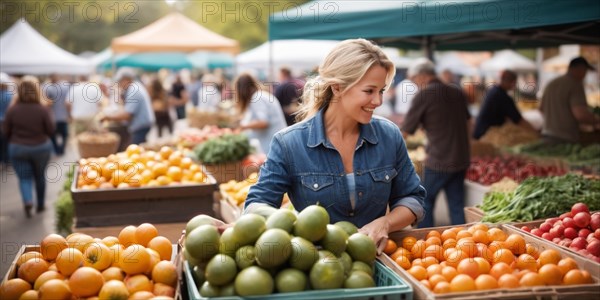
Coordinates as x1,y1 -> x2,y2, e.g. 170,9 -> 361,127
359,216 -> 390,255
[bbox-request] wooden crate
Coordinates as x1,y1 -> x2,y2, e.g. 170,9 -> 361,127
464,206 -> 485,223
71,171 -> 218,227
385,223 -> 600,299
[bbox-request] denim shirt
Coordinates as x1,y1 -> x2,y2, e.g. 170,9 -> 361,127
244,108 -> 426,228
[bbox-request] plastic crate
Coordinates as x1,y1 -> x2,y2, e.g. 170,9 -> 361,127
184,260 -> 412,300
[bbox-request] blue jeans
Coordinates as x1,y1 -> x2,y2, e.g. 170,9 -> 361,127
0,126 -> 8,164
131,127 -> 151,145
175,105 -> 186,119
50,121 -> 68,155
419,168 -> 467,228
9,141 -> 52,208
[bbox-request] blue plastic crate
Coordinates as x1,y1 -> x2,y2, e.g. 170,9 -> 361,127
184,259 -> 412,300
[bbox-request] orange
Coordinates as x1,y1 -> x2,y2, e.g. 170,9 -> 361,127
144,248 -> 160,276
488,241 -> 505,253
33,270 -> 65,290
498,273 -> 520,288
426,230 -> 441,240
420,280 -> 431,290
487,228 -> 507,242
166,166 -> 183,182
391,247 -> 412,261
83,242 -> 112,271
55,248 -> 84,277
451,226 -> 466,234
440,230 -> 456,242
472,230 -> 489,245
411,240 -> 427,259
445,250 -> 469,268
455,230 -> 473,240
411,258 -> 424,268
441,266 -> 458,282
457,238 -> 477,258
421,256 -> 439,268
118,225 -> 137,247
134,223 -> 158,247
151,163 -> 168,178
516,254 -> 538,272
519,272 -> 544,287
492,249 -> 515,265
126,144 -> 142,156
40,234 -> 69,261
402,236 -> 417,251
407,265 -> 428,281
395,255 -> 411,270
563,269 -> 586,285
17,290 -> 37,300
433,281 -> 451,294
474,257 -> 491,275
525,243 -> 540,259
449,274 -> 476,292
426,264 -> 443,278
538,264 -> 562,286
476,243 -> 494,263
581,270 -> 593,284
69,267 -> 104,298
0,278 -> 31,299
159,146 -> 173,160
120,245 -> 151,276
442,238 -> 457,250
537,249 -> 561,267
504,234 -> 526,255
428,274 -> 447,289
109,244 -> 124,268
124,274 -> 153,294
383,240 -> 398,255
38,279 -> 71,300
469,223 -> 489,233
457,258 -> 480,279
423,245 -> 444,262
489,262 -> 512,280
151,261 -> 178,287
180,157 -> 193,169
147,236 -> 173,261
557,257 -> 579,276
17,251 -> 44,268
102,267 -> 126,282
101,236 -> 120,247
475,274 -> 498,290
167,152 -> 183,167
99,280 -> 129,300
130,291 -> 155,299
425,236 -> 442,247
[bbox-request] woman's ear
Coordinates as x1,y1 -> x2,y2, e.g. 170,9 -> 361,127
331,84 -> 341,96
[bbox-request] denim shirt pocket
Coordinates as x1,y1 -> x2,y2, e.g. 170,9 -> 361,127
368,168 -> 398,204
300,175 -> 335,207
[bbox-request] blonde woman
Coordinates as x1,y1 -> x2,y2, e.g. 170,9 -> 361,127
244,39 -> 425,254
3,76 -> 54,217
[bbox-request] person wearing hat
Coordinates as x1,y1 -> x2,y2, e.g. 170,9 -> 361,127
540,56 -> 600,143
401,58 -> 471,228
102,67 -> 155,145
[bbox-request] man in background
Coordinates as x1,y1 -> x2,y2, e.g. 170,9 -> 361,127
274,67 -> 302,126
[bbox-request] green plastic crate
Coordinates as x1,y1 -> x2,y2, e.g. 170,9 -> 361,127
184,259 -> 412,300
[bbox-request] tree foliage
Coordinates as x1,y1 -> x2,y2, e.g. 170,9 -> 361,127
0,0 -> 309,54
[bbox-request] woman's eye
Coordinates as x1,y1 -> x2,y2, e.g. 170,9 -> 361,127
364,90 -> 373,94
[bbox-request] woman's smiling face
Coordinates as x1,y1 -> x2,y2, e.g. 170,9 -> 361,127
337,64 -> 388,124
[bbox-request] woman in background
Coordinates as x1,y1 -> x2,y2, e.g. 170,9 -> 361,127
149,78 -> 173,138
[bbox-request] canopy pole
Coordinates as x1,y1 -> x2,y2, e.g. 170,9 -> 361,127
424,36 -> 434,62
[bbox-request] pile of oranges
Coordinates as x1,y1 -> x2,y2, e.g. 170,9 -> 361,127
383,224 -> 595,294
76,144 -> 209,190
0,223 -> 178,300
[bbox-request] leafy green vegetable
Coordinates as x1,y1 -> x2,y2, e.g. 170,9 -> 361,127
55,165 -> 75,235
480,174 -> 600,223
193,133 -> 251,164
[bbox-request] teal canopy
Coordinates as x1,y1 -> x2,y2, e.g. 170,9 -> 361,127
269,0 -> 600,51
97,51 -> 234,71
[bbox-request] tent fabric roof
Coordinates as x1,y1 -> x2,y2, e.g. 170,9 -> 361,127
269,0 -> 600,50
480,50 -> 537,73
111,12 -> 239,54
0,19 -> 92,75
95,50 -> 234,71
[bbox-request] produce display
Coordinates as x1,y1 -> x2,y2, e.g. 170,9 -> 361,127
220,173 -> 291,208
479,122 -> 539,148
192,133 -> 251,165
520,203 -> 600,263
488,177 -> 519,193
77,131 -> 120,145
177,126 -> 241,149
183,206 -> 379,297
76,144 -> 210,189
0,224 -> 178,300
467,155 -> 567,185
513,142 -> 600,163
387,224 -> 595,294
480,174 -> 600,223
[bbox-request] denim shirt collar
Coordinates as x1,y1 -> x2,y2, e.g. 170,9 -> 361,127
307,108 -> 378,148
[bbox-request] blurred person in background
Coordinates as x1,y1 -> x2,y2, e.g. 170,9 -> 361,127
394,74 -> 418,123
3,76 -> 54,217
233,73 -> 287,154
473,70 -> 537,139
196,73 -> 223,111
0,73 -> 15,166
43,74 -> 71,155
102,68 -> 155,145
187,72 -> 203,107
149,78 -> 173,138
274,67 -> 302,126
540,56 -> 600,143
170,74 -> 188,119
402,58 -> 471,228
66,75 -> 102,135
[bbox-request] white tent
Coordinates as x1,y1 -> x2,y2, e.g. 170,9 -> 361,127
236,39 -> 406,79
0,19 -> 92,75
434,52 -> 481,77
480,50 -> 537,74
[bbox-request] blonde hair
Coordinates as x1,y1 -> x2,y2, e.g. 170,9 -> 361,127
296,39 -> 396,121
18,75 -> 41,104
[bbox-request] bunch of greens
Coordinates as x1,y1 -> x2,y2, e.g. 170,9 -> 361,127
480,174 -> 600,223
193,133 -> 251,164
55,165 -> 75,235
514,142 -> 600,163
